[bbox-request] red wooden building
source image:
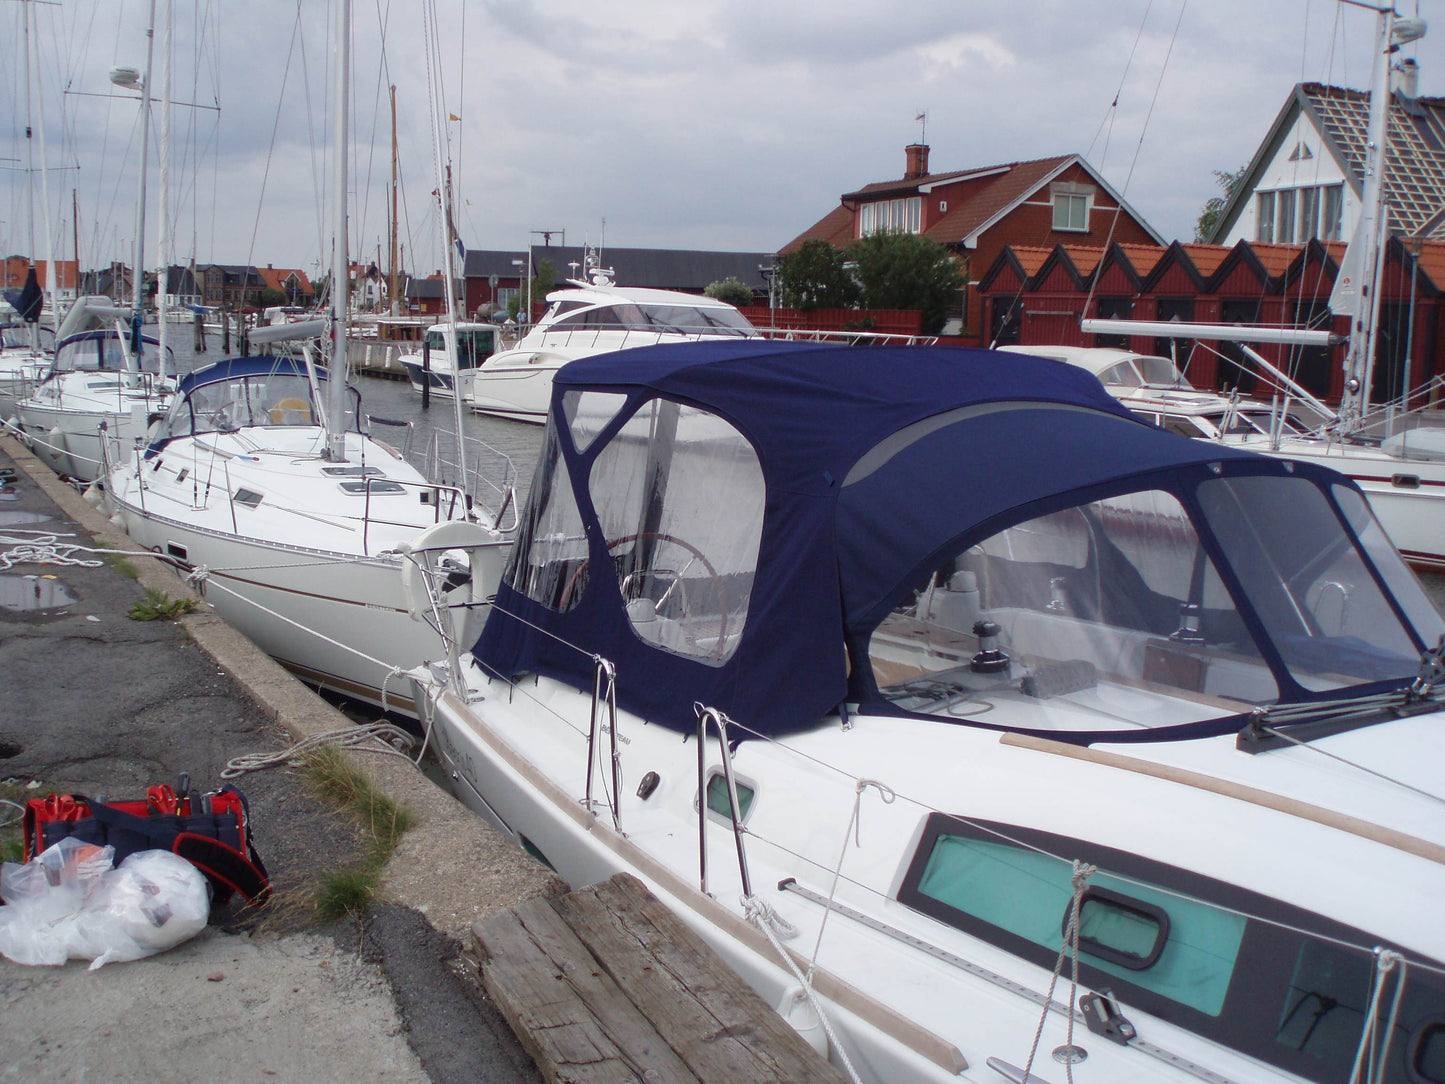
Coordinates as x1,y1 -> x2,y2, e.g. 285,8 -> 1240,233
781,144 -> 1165,344
980,236 -> 1445,405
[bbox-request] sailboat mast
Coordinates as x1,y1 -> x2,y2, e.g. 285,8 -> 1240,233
422,3 -> 469,481
326,0 -> 351,463
1337,7 -> 1395,428
24,0 -> 60,340
390,84 -> 399,316
128,0 -> 157,374
155,0 -> 173,378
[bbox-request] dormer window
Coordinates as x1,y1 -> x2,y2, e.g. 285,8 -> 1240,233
1051,184 -> 1093,232
859,196 -> 922,237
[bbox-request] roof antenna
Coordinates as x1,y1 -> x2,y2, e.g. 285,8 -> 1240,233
916,110 -> 927,145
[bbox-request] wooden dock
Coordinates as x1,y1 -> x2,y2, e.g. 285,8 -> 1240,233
472,873 -> 849,1083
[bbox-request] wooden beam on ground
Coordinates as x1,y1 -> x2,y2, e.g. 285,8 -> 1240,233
473,873 -> 848,1083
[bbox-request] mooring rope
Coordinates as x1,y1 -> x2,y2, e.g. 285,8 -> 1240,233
220,721 -> 418,779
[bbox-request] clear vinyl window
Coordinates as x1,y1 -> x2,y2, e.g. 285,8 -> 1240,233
1197,476 -> 1423,691
502,421 -> 589,612
586,397 -> 764,665
872,489 -> 1278,731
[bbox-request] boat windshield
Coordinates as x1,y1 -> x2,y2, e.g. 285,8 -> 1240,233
1,325 -> 55,352
158,370 -> 354,441
1133,355 -> 1190,386
546,303 -> 756,337
52,333 -> 171,376
871,476 -> 1442,732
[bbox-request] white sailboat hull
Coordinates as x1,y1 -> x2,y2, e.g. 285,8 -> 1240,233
111,495 -> 503,714
14,396 -> 153,483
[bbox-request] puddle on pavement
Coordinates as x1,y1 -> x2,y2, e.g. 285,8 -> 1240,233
0,574 -> 78,612
0,511 -> 53,527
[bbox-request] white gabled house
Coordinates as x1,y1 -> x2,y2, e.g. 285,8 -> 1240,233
1211,64 -> 1445,247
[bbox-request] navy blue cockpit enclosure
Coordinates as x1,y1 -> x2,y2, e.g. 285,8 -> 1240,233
475,339 -> 1434,739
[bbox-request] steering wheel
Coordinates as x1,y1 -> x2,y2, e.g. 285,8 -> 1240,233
559,531 -> 730,659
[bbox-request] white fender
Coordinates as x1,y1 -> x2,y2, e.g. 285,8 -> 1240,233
397,519 -> 503,623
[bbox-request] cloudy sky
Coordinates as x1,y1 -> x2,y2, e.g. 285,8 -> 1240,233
2,0 -> 1440,281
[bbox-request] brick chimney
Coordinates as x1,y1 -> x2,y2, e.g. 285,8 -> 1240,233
904,143 -> 930,180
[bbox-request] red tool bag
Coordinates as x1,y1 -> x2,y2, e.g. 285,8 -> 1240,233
21,781 -> 271,907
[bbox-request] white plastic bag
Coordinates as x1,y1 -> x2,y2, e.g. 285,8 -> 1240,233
0,838 -> 209,969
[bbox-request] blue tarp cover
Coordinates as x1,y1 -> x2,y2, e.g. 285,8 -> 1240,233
474,340 -> 1291,737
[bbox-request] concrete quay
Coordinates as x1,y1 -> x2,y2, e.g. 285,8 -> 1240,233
0,432 -> 565,1084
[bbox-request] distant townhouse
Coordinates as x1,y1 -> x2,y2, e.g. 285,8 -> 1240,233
257,264 -> 315,307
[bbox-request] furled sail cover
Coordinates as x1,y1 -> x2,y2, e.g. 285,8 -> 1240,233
473,339 -> 1260,736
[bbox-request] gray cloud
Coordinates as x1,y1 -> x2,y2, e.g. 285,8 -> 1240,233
4,0 -> 1438,278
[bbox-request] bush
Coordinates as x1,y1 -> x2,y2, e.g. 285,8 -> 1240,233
704,277 -> 755,307
848,231 -> 962,335
778,239 -> 859,311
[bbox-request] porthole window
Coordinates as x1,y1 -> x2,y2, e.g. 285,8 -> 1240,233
1072,886 -> 1170,971
702,771 -> 755,825
1409,1019 -> 1445,1083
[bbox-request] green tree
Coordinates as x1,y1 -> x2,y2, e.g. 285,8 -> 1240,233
256,287 -> 288,310
1194,164 -> 1249,242
704,276 -> 756,307
778,239 -> 860,310
848,230 -> 962,335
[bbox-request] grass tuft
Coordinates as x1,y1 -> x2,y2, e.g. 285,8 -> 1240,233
300,746 -> 414,920
95,545 -> 142,580
128,587 -> 198,621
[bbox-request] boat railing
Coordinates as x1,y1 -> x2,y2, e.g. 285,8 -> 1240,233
357,475 -> 472,554
367,413 -> 415,458
584,656 -> 623,830
757,327 -> 939,347
419,429 -> 520,534
694,704 -> 753,899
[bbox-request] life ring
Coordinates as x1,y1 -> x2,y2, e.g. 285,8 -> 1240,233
397,519 -> 505,624
267,397 -> 312,425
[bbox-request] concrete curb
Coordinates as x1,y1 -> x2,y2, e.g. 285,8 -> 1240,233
1,433 -> 566,941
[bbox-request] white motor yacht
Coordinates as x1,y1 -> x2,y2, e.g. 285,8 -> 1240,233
410,338 -> 1445,1084
466,263 -> 758,424
397,321 -> 501,400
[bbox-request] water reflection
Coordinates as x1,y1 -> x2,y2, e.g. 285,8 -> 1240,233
0,574 -> 76,612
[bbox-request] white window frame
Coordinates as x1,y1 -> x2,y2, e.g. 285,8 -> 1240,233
1256,192 -> 1276,243
1051,191 -> 1090,232
860,196 -> 922,237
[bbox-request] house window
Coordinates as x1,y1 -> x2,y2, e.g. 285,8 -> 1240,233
1256,192 -> 1276,243
1258,184 -> 1343,242
1052,191 -> 1090,232
1276,190 -> 1296,244
1321,184 -> 1343,241
859,196 -> 922,237
1297,187 -> 1319,243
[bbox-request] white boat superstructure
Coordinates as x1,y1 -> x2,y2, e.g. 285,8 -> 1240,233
0,318 -> 55,416
412,339 -> 1445,1084
11,306 -> 176,483
466,265 -> 758,424
105,354 -> 510,715
397,322 -> 500,400
997,344 -> 1332,439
